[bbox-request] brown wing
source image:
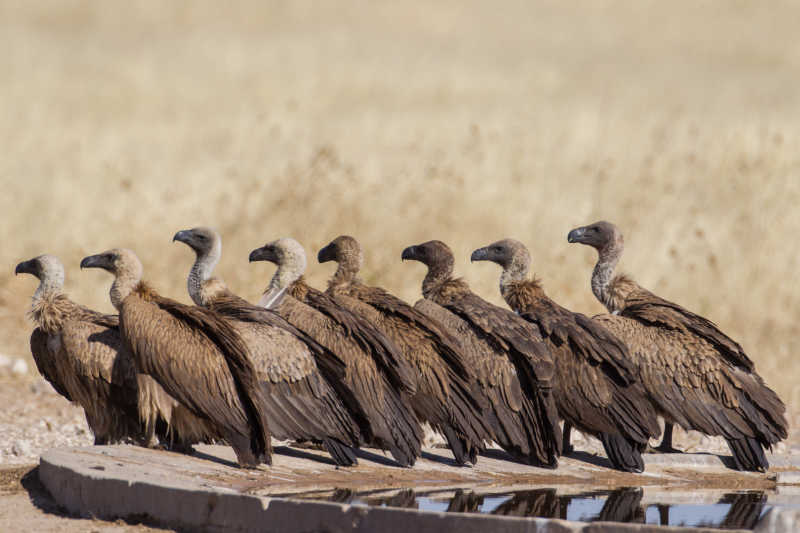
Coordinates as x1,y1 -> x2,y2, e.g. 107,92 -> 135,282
59,318 -> 142,442
414,298 -> 558,465
351,283 -> 471,379
271,294 -> 423,466
30,328 -> 71,400
301,284 -> 416,394
231,317 -> 361,446
621,287 -> 754,371
121,288 -> 271,465
208,291 -> 347,381
517,297 -> 659,442
596,314 -> 787,446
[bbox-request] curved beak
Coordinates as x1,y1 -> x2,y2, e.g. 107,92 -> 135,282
567,227 -> 586,243
173,230 -> 191,244
317,243 -> 335,264
401,245 -> 416,261
80,254 -> 106,270
15,259 -> 34,276
249,246 -> 273,263
470,247 -> 489,262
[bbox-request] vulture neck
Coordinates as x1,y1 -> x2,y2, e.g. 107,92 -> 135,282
421,259 -> 454,299
328,259 -> 359,290
499,253 -> 530,298
32,269 -> 65,309
110,262 -> 143,310
592,241 -> 623,311
188,245 -> 221,306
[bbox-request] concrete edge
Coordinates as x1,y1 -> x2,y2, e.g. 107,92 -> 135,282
37,455 -> 747,533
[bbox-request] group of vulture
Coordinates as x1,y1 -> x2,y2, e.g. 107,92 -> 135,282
15,221 -> 787,473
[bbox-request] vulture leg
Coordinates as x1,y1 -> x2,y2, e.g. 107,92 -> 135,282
657,504 -> 670,526
653,423 -> 682,453
562,423 -> 574,455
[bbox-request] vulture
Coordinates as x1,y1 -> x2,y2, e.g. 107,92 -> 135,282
15,254 -> 143,445
80,248 -> 271,468
568,220 -> 787,471
317,235 -> 491,465
173,227 -> 362,466
249,237 -> 424,467
401,240 -> 562,468
470,239 -> 661,472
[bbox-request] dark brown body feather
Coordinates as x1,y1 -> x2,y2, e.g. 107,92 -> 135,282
413,297 -> 560,466
263,279 -> 424,466
203,288 -> 362,466
502,279 -> 660,471
328,279 -> 492,464
120,283 -> 271,467
597,275 -> 787,471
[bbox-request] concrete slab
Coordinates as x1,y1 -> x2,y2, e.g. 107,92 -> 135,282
37,444 -> 798,533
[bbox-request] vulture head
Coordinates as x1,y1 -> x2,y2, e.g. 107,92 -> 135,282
80,249 -> 143,280
15,254 -> 65,286
317,235 -> 363,273
470,239 -> 530,274
567,221 -> 623,253
401,240 -> 455,276
250,238 -> 307,279
173,226 -> 222,260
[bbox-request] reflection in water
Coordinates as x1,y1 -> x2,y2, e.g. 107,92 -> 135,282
285,487 -> 767,530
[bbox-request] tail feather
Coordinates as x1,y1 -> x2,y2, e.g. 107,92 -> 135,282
727,437 -> 768,472
323,438 -> 358,467
599,432 -> 645,473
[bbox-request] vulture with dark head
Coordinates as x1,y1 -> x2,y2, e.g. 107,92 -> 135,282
173,227 -> 362,466
470,239 -> 660,472
80,248 -> 271,468
568,220 -> 787,471
401,240 -> 561,468
249,238 -> 423,467
317,235 -> 491,465
15,254 -> 143,445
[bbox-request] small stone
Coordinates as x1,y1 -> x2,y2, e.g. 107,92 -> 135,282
11,359 -> 28,376
12,440 -> 32,457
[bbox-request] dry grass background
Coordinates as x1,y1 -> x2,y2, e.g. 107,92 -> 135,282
1,2 -> 799,423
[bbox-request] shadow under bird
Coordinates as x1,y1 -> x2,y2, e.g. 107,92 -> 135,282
401,240 -> 561,468
470,239 -> 661,472
318,235 -> 493,465
567,220 -> 787,472
173,227 -> 362,466
249,237 -> 424,467
80,248 -> 271,468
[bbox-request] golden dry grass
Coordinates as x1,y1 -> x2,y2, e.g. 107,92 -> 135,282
1,2 -> 799,423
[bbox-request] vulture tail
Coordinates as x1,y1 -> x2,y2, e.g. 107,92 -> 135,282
440,425 -> 472,465
727,437 -> 768,472
323,438 -> 358,467
599,432 -> 645,473
380,388 -> 423,467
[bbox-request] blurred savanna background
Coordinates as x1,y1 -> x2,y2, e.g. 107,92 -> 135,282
1,1 -> 799,425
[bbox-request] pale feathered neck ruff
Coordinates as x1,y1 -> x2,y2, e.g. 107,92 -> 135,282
29,293 -> 77,334
601,273 -> 639,313
500,276 -> 546,313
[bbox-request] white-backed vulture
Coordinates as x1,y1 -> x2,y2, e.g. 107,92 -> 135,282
401,240 -> 561,468
15,254 -> 144,445
80,249 -> 271,468
470,239 -> 661,472
249,238 -> 424,467
317,235 -> 492,465
173,227 -> 362,466
568,221 -> 787,471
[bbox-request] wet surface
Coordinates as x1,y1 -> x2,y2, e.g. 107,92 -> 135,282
283,487 -> 778,530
